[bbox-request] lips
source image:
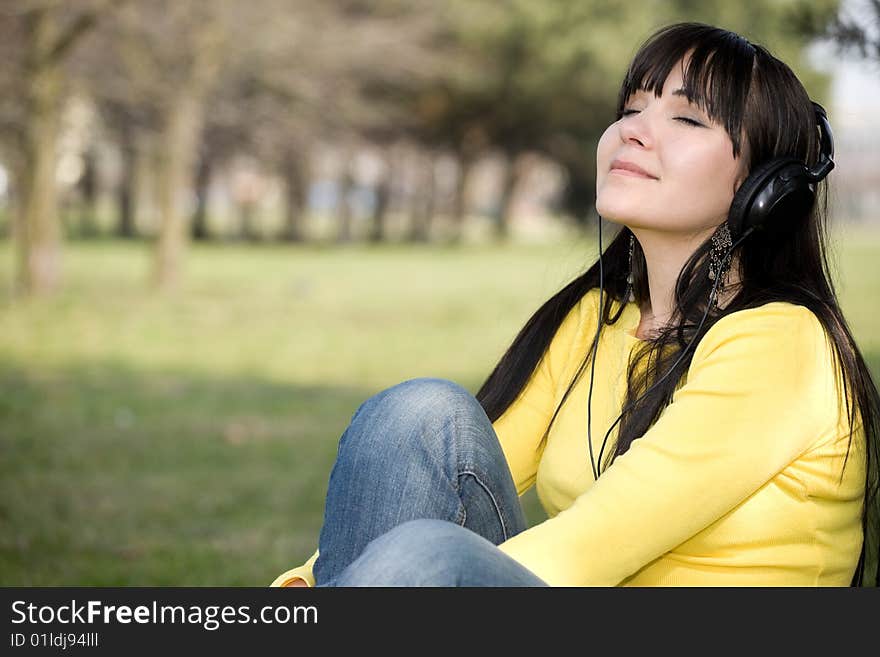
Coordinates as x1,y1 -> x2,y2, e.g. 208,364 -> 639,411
609,159 -> 658,179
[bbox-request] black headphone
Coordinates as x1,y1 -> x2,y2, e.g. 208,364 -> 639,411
587,101 -> 835,480
727,101 -> 835,239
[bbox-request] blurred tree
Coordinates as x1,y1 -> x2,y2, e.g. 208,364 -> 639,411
0,0 -> 122,295
109,1 -> 225,288
301,0 -> 450,244
366,144 -> 394,243
114,0 -> 447,250
188,79 -> 270,242
76,142 -> 99,238
84,1 -> 240,285
792,0 -> 880,62
0,0 -> 838,276
83,89 -> 159,241
161,0 -> 445,246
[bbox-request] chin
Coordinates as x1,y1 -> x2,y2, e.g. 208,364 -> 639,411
595,202 -> 638,227
597,192 -> 637,224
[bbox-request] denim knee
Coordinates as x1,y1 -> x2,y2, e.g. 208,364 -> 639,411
340,377 -> 489,459
356,377 -> 484,425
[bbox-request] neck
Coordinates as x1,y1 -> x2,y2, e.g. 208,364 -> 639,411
630,226 -> 738,337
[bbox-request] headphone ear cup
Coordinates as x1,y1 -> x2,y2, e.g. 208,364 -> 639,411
728,158 -> 790,236
728,157 -> 807,236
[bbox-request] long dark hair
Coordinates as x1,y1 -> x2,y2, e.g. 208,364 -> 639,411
475,23 -> 880,587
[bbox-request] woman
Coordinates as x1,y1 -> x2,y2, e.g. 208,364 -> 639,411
271,22 -> 879,587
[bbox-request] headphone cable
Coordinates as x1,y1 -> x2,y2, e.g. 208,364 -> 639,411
588,221 -> 757,479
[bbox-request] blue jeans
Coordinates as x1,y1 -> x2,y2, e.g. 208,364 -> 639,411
312,377 -> 549,587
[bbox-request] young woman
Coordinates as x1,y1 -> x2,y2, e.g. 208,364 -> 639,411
271,22 -> 879,587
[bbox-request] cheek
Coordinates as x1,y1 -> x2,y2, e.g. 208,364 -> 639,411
595,125 -> 616,190
674,144 -> 740,210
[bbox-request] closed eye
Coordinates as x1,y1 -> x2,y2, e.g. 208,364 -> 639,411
675,117 -> 705,127
620,109 -> 704,127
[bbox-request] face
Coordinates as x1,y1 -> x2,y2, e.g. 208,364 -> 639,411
595,60 -> 748,237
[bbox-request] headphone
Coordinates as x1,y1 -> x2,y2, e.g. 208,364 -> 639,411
586,101 -> 835,481
728,102 -> 835,239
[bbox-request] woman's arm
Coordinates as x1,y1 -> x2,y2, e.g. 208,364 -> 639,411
491,290 -> 599,497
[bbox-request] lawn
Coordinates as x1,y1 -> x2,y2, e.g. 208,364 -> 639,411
1,223 -> 878,585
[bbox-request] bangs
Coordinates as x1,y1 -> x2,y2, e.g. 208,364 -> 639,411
617,23 -> 756,158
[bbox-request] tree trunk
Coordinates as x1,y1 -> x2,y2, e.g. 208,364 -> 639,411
496,152 -> 525,242
191,152 -> 212,241
367,148 -> 393,244
16,10 -> 63,296
152,92 -> 202,289
406,151 -> 435,243
336,152 -> 355,244
78,144 -> 99,237
449,154 -> 473,244
117,120 -> 137,239
150,14 -> 220,286
132,132 -> 155,235
281,146 -> 309,242
239,200 -> 259,241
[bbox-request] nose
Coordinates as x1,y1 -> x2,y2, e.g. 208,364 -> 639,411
618,110 -> 652,148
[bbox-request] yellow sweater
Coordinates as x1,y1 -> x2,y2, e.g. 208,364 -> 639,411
270,289 -> 865,587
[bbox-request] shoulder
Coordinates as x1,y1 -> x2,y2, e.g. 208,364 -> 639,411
569,286 -> 607,329
537,287 -> 605,383
683,301 -> 861,451
548,286 -> 603,344
688,301 -> 847,433
693,301 -> 828,364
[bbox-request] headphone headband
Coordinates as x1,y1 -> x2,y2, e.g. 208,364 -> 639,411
809,101 -> 835,182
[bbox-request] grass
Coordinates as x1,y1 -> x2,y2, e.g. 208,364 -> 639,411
0,224 -> 878,585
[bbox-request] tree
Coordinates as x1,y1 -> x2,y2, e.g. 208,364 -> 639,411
793,0 -> 880,62
0,0 -> 122,296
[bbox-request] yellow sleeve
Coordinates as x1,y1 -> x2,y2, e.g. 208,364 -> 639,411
491,291 -> 597,497
269,548 -> 319,587
496,304 -> 845,586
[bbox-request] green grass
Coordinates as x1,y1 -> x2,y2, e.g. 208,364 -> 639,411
0,224 -> 878,585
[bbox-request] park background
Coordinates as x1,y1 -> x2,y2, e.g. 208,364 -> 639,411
1,0 -> 878,585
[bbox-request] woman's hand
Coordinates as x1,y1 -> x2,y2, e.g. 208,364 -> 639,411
283,577 -> 309,587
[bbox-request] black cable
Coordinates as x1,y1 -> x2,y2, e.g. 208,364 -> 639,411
586,217 -> 605,481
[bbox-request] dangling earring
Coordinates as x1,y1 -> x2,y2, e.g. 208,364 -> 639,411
708,222 -> 733,309
626,233 -> 635,303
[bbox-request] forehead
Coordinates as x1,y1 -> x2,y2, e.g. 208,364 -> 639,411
660,64 -> 686,94
629,60 -> 702,104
